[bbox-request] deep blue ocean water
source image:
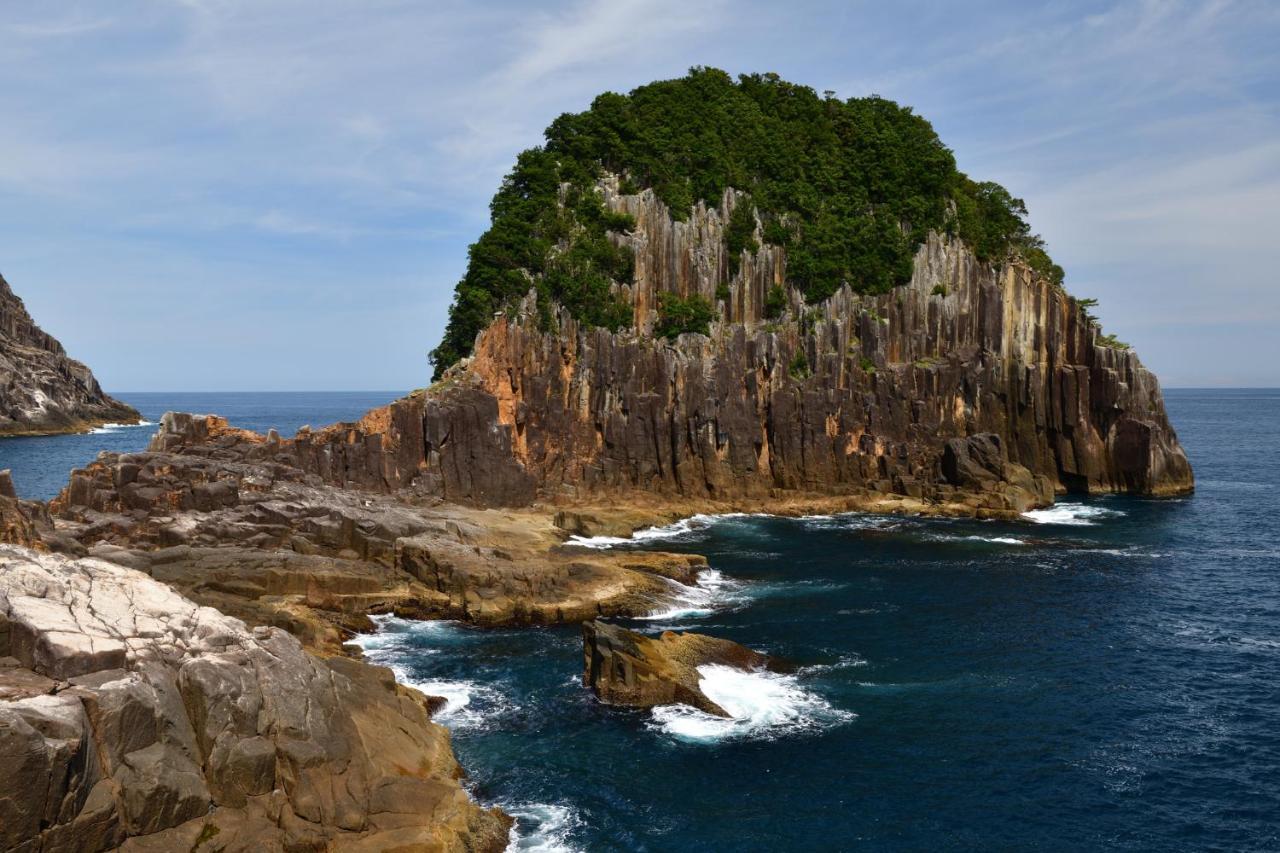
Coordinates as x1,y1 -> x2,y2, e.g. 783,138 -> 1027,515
2,389 -> 1277,850
0,391 -> 404,500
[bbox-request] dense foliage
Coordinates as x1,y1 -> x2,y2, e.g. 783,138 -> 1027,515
431,68 -> 1062,377
654,292 -> 715,340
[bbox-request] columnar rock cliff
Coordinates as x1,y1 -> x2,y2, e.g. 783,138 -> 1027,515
0,273 -> 139,436
43,185 -> 1189,519
200,183 -> 1184,513
0,545 -> 511,852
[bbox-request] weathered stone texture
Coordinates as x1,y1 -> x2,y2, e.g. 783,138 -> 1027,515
0,274 -> 139,436
412,192 -> 1192,507
0,546 -> 511,852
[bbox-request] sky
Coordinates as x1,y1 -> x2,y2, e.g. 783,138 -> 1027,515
0,0 -> 1276,391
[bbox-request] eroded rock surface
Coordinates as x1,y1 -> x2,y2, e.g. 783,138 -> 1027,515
582,620 -> 772,717
0,274 -> 139,436
43,414 -> 704,650
0,545 -> 511,852
418,212 -> 1191,508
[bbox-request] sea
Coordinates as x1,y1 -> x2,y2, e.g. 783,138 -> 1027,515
2,389 -> 1277,852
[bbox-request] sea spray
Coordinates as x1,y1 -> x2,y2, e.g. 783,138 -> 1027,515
350,616 -> 512,731
1022,502 -> 1123,526
504,802 -> 584,852
639,568 -> 746,622
648,664 -> 854,743
566,513 -> 751,549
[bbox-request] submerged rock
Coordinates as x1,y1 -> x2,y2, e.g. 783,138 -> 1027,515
0,273 -> 139,436
582,619 -> 772,717
0,545 -> 511,852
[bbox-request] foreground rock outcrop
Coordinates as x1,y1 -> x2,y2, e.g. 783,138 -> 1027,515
0,274 -> 139,436
582,620 -> 774,717
0,545 -> 511,852
43,413 -> 707,652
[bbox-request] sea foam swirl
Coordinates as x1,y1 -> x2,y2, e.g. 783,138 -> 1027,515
1022,502 -> 1123,526
350,616 -> 511,731
567,513 -> 749,549
648,664 -> 854,743
504,802 -> 584,852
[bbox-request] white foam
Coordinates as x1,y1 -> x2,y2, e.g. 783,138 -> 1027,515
350,616 -> 510,731
639,568 -> 745,622
87,420 -> 155,434
567,513 -> 750,549
1021,502 -> 1122,526
505,802 -> 583,852
648,664 -> 853,743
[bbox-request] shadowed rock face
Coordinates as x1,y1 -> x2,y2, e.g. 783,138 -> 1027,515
298,184 -> 1192,510
0,274 -> 139,436
0,545 -> 511,852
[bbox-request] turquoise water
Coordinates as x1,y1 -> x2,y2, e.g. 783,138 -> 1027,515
3,389 -> 1277,850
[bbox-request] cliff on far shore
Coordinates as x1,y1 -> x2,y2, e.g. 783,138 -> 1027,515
0,273 -> 139,436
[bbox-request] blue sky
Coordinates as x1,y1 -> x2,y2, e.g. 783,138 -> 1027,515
0,0 -> 1276,390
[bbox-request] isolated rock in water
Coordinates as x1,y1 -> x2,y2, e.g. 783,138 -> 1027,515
0,544 -> 511,852
582,619 -> 771,717
0,273 -> 139,436
415,218 -> 1193,507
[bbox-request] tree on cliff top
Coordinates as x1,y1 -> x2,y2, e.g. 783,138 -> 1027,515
430,67 -> 1063,378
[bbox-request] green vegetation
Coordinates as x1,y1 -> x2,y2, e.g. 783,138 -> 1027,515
860,356 -> 877,375
1072,296 -> 1128,348
1097,332 -> 1130,350
931,283 -> 948,297
431,67 -> 1065,377
764,284 -> 788,319
654,292 -> 715,340
789,350 -> 811,379
724,201 -> 759,276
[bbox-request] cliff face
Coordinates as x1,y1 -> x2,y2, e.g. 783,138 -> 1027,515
0,545 -> 511,852
0,273 -> 139,436
411,183 -> 1191,509
129,183 -> 1186,513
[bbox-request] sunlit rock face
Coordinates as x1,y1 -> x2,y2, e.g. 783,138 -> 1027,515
0,274 -> 139,436
0,545 -> 511,852
412,183 -> 1192,508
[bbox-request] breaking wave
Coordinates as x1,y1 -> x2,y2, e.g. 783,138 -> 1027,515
639,568 -> 746,622
350,616 -> 511,731
88,420 -> 155,434
504,802 -> 584,852
647,664 -> 854,743
1022,502 -> 1123,526
567,513 -> 749,549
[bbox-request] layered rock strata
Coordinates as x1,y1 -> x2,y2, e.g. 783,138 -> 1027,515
0,274 -> 139,436
582,620 -> 774,717
44,414 -> 707,652
0,545 -> 511,852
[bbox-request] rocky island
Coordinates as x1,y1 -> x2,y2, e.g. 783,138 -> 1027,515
0,69 -> 1193,851
0,274 -> 140,437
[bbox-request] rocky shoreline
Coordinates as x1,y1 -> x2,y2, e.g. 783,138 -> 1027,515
0,396 -> 1188,851
0,187 -> 1195,850
0,274 -> 140,438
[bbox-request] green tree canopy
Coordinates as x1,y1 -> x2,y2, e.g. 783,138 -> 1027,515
431,67 -> 1063,377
